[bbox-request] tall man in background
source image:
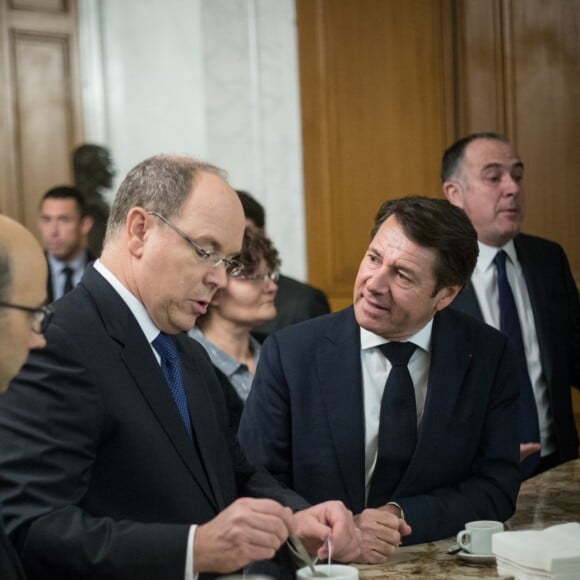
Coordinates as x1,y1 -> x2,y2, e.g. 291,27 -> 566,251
443,132 -> 580,477
236,190 -> 331,338
0,155 -> 359,580
38,186 -> 95,302
0,215 -> 52,580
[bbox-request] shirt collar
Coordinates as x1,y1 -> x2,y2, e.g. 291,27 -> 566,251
360,318 -> 433,353
47,251 -> 87,275
188,326 -> 262,378
93,259 -> 161,344
475,239 -> 519,273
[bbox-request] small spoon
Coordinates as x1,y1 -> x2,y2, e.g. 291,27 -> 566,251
287,534 -> 327,577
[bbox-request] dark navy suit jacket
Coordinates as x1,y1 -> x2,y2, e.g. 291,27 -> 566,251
239,306 -> 522,545
0,518 -> 24,580
45,250 -> 96,303
451,233 -> 580,463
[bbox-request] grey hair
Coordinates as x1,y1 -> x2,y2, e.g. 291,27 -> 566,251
105,155 -> 226,242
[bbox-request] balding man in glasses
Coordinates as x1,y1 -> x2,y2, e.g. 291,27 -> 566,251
0,156 -> 359,580
0,215 -> 51,580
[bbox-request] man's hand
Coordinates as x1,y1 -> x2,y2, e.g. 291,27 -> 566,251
352,504 -> 412,564
292,501 -> 361,563
194,497 -> 293,573
520,442 -> 541,462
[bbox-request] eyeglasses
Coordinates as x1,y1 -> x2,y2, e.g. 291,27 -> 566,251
148,211 -> 244,277
234,271 -> 280,283
0,302 -> 54,334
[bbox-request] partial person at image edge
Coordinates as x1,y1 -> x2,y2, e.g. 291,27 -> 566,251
0,215 -> 51,580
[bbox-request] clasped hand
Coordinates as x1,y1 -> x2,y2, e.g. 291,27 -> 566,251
352,504 -> 412,564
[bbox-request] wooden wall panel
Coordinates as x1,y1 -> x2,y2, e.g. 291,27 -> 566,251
456,0 -> 580,286
12,31 -> 74,228
297,0 -> 455,310
510,0 -> 580,286
10,0 -> 66,12
0,0 -> 81,232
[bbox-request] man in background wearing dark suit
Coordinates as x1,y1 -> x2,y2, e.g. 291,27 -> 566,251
240,197 -> 521,563
38,186 -> 95,302
0,215 -> 52,580
0,155 -> 359,580
236,190 -> 331,337
442,132 -> 580,476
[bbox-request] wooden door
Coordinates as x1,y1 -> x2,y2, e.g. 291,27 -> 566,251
0,0 -> 82,232
455,0 -> 580,287
297,0 -> 455,310
298,0 -> 580,310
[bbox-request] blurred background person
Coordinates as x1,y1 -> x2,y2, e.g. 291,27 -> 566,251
0,215 -> 51,580
38,186 -> 95,302
72,143 -> 116,256
189,225 -> 280,430
236,190 -> 330,340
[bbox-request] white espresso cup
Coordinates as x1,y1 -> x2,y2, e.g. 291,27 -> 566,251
296,564 -> 359,579
456,520 -> 504,555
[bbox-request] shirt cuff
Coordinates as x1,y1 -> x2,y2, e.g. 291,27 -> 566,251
185,525 -> 198,580
387,501 -> 405,521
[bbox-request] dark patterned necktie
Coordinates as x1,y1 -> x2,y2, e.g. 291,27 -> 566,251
368,341 -> 417,506
494,250 -> 540,477
152,332 -> 192,437
62,266 -> 75,295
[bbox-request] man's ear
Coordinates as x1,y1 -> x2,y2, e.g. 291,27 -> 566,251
126,208 -> 148,257
434,284 -> 461,312
443,180 -> 464,208
81,215 -> 94,236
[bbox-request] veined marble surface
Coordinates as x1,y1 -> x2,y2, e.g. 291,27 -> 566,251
356,459 -> 580,579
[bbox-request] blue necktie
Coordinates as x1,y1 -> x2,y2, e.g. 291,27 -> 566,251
152,332 -> 192,437
368,341 -> 417,507
494,250 -> 540,477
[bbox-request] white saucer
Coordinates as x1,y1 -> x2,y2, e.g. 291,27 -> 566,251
457,550 -> 496,565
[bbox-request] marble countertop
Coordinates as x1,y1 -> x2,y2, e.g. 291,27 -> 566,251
356,459 -> 580,579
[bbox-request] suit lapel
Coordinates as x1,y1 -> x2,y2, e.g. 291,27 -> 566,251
394,309 -> 473,493
45,252 -> 54,303
81,267 -> 219,510
317,308 -> 366,513
514,236 -> 552,381
177,335 -> 227,510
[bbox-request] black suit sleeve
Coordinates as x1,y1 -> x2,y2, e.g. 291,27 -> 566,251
0,326 -> 190,580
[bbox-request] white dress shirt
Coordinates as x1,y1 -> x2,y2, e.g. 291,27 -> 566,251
360,320 -> 432,503
470,241 -> 555,457
94,260 -> 197,580
47,252 -> 88,300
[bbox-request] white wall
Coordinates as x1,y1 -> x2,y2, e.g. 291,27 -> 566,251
78,0 -> 306,279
